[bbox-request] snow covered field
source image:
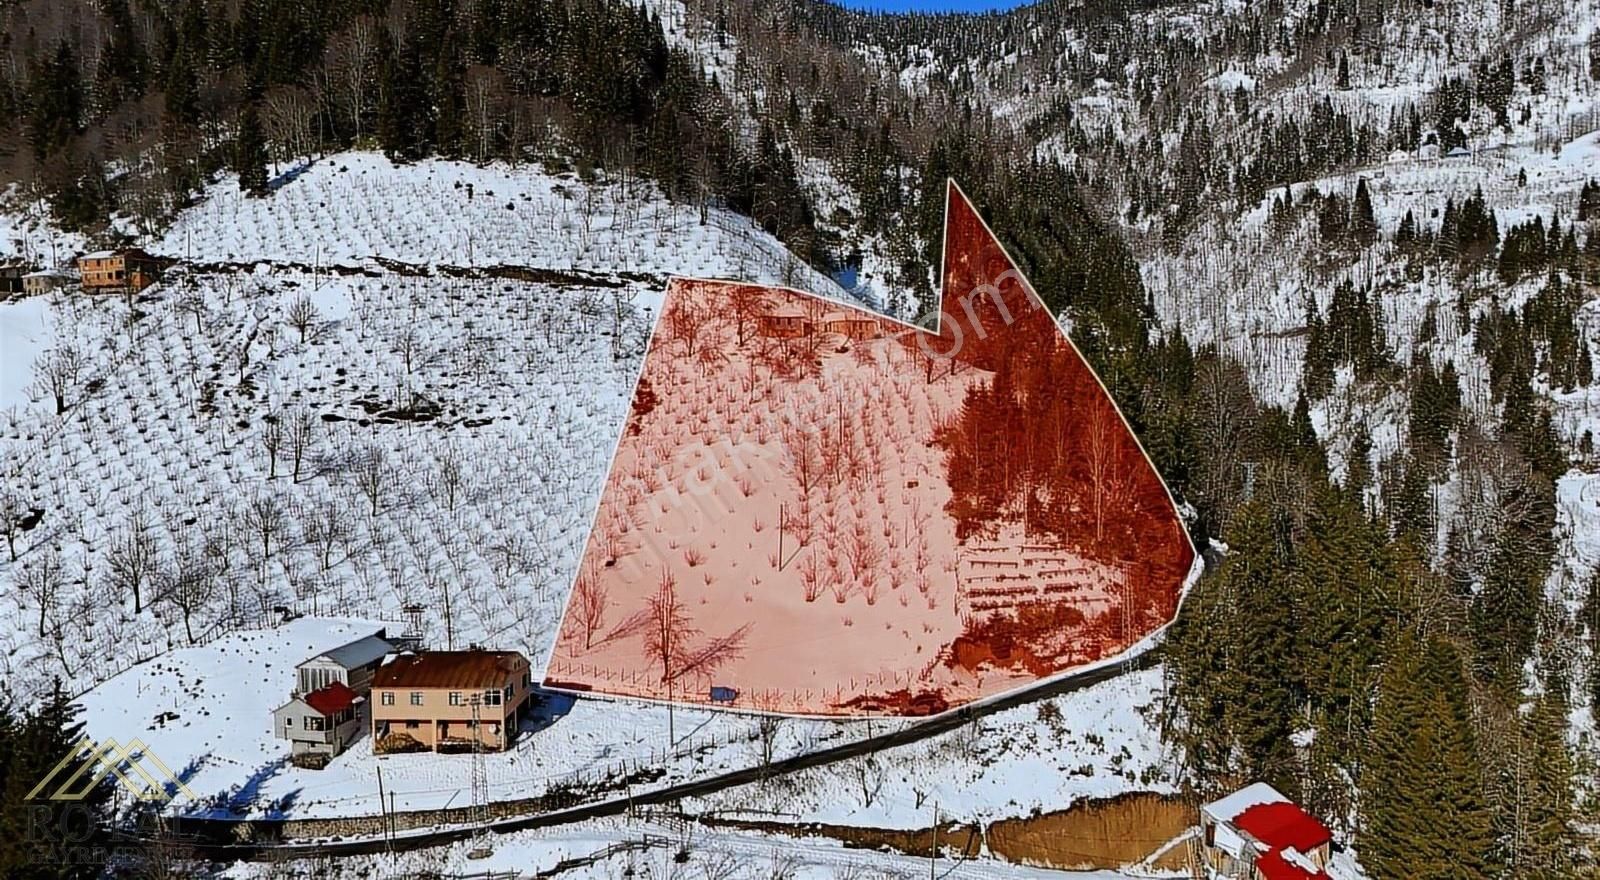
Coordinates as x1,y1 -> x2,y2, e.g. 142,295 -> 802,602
689,665 -> 1176,829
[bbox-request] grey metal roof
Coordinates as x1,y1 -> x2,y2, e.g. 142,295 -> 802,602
303,633 -> 395,670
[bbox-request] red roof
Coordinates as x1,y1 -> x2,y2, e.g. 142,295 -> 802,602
303,681 -> 358,715
1255,848 -> 1330,880
1234,801 -> 1332,853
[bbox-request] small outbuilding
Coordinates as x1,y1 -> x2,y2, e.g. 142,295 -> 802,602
0,261 -> 33,296
273,681 -> 363,760
759,304 -> 810,339
1198,782 -> 1333,880
819,311 -> 881,341
22,269 -> 77,296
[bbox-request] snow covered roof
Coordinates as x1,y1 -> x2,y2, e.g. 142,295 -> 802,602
79,247 -> 160,261
304,632 -> 394,670
1203,783 -> 1332,879
1235,801 -> 1332,853
1201,781 -> 1290,824
23,268 -> 75,279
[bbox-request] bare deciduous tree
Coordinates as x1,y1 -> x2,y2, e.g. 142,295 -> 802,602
352,445 -> 389,515
34,344 -> 85,415
262,412 -> 285,479
432,442 -> 465,511
301,499 -> 350,572
286,406 -> 317,482
16,547 -> 65,638
108,509 -> 159,613
243,491 -> 289,564
1084,396 -> 1126,544
157,548 -> 215,645
569,565 -> 609,650
326,17 -> 378,142
285,294 -> 321,344
263,85 -> 317,166
0,485 -> 29,562
849,753 -> 884,808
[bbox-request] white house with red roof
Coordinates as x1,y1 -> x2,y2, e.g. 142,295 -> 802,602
272,680 -> 364,761
1198,782 -> 1333,880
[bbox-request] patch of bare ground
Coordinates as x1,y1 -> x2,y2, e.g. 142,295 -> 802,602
697,791 -> 1189,871
985,792 -> 1190,870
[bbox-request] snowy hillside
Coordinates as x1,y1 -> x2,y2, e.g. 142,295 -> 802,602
143,153 -> 844,296
0,151 -> 854,708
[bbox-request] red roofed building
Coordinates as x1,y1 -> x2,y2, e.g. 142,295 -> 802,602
1198,783 -> 1332,880
274,680 -> 364,761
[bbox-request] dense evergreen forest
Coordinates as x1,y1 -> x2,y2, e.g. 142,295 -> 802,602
0,690 -> 112,880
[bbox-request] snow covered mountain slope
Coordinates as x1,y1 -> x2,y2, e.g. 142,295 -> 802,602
0,151 -> 850,708
142,153 -> 843,295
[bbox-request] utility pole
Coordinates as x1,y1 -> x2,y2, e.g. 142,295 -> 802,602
930,800 -> 939,880
376,763 -> 392,857
467,693 -> 492,859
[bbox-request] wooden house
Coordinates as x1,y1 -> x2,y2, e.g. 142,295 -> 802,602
371,650 -> 533,752
77,248 -> 163,293
1199,783 -> 1333,880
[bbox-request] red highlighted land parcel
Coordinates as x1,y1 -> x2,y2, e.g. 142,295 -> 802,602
547,183 -> 1198,717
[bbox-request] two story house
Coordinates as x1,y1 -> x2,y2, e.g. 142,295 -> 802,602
272,681 -> 363,762
294,630 -> 395,697
271,628 -> 395,765
370,650 -> 533,753
77,248 -> 163,294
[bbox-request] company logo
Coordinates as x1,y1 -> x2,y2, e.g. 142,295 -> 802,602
27,737 -> 195,804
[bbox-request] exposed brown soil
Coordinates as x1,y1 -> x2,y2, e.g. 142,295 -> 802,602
699,791 -> 1190,872
986,792 -> 1191,870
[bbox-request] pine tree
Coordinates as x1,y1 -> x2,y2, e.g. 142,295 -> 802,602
1396,208 -> 1416,249
1363,635 -> 1494,879
235,102 -> 269,195
0,682 -> 112,877
28,41 -> 85,160
1519,691 -> 1577,878
1351,177 -> 1376,245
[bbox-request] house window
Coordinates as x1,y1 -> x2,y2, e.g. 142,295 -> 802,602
381,691 -> 395,706
485,689 -> 502,706
449,692 -> 463,706
305,716 -> 326,732
410,692 -> 423,706
284,717 -> 294,728
504,684 -> 514,701
406,720 -> 419,730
